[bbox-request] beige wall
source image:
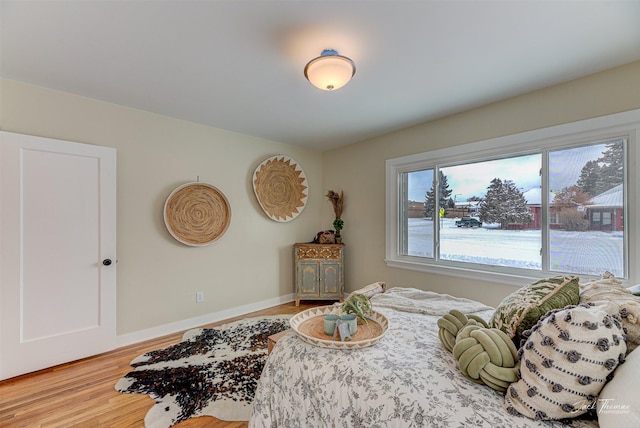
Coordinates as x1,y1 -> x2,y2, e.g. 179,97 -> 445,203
2,61 -> 639,338
322,61 -> 640,307
0,79 -> 324,336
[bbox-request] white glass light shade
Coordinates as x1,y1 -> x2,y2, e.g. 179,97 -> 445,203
304,50 -> 356,91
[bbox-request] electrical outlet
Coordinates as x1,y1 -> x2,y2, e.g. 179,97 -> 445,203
196,291 -> 204,303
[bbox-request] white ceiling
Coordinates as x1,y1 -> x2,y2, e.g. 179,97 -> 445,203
2,1 -> 640,151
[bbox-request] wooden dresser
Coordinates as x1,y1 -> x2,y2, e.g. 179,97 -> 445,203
294,243 -> 345,306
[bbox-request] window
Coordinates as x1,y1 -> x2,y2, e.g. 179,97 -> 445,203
386,110 -> 640,285
548,141 -> 624,276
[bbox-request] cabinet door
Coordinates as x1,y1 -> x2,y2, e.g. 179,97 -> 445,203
297,261 -> 320,297
320,261 -> 341,295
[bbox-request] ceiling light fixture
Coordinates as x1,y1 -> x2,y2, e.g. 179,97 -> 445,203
304,49 -> 356,91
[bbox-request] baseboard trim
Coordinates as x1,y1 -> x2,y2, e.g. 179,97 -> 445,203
115,293 -> 296,348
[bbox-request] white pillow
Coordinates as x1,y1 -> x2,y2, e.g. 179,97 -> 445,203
346,282 -> 386,300
597,346 -> 640,427
504,304 -> 626,420
580,276 -> 640,353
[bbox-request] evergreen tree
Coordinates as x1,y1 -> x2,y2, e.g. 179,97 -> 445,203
597,140 -> 624,193
447,197 -> 454,209
424,189 -> 436,218
424,171 -> 452,218
478,179 -> 503,225
576,140 -> 624,197
479,178 -> 533,229
576,160 -> 601,196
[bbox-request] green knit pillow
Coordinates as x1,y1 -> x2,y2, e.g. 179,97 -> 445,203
490,276 -> 580,346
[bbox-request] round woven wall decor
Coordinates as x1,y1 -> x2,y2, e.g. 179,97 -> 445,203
252,155 -> 308,222
163,182 -> 231,246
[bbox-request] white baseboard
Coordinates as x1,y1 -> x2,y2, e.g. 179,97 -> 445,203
115,293 -> 296,348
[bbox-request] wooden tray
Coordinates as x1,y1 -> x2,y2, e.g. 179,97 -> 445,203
290,306 -> 389,349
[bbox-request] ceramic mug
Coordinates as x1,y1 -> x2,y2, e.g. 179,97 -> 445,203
340,315 -> 357,335
323,314 -> 340,335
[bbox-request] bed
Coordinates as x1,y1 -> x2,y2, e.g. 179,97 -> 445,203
249,287 -> 604,428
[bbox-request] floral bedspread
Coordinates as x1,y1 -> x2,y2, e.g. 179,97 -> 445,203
249,288 -> 599,428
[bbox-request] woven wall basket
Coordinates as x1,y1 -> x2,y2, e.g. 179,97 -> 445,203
252,155 -> 308,222
163,182 -> 231,246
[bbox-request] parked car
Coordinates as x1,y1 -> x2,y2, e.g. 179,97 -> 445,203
455,217 -> 482,227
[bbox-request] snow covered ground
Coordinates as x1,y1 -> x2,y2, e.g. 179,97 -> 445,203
407,218 -> 624,277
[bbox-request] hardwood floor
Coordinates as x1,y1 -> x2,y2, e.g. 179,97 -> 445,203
0,301 -> 325,428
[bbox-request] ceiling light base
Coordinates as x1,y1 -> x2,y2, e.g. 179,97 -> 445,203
304,49 -> 356,91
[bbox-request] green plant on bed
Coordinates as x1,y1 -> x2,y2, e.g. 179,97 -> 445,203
341,294 -> 372,324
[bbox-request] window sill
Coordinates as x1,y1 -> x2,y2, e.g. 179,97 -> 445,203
384,257 -> 616,288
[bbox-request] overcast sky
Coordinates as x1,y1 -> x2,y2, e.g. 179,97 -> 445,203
407,144 -> 607,202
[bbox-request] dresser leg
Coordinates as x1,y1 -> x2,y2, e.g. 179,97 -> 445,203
295,298 -> 300,306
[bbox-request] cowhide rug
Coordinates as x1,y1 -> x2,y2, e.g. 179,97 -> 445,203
115,315 -> 291,428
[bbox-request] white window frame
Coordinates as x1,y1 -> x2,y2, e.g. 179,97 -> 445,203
385,109 -> 640,287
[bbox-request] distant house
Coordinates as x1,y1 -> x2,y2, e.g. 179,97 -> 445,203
522,188 -> 544,229
444,200 -> 480,219
407,200 -> 425,218
453,201 -> 480,215
510,188 -> 556,230
586,184 -> 624,232
517,185 -> 624,232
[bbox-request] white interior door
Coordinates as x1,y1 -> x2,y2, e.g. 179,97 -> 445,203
0,131 -> 116,380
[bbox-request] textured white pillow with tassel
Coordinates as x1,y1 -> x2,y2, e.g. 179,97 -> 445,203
505,304 -> 627,420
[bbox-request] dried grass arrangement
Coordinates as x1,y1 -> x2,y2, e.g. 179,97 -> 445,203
326,190 -> 345,241
325,190 -> 344,220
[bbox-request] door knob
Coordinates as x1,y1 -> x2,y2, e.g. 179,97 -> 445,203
102,259 -> 112,266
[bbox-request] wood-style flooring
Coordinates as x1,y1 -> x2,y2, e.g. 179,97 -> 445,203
0,301 -> 324,428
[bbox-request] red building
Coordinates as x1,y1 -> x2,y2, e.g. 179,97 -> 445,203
508,188 -> 554,230
586,184 -> 624,232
